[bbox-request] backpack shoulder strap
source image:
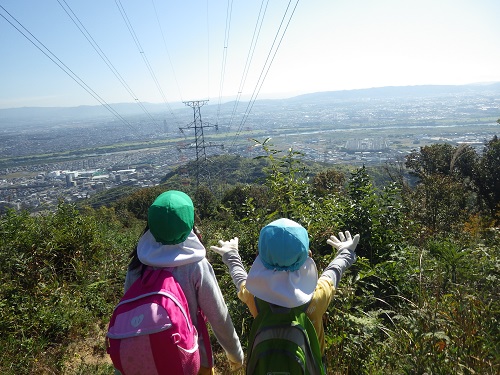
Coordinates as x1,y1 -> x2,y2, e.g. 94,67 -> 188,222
293,305 -> 325,375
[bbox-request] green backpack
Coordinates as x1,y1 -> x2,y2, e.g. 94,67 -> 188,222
246,297 -> 326,375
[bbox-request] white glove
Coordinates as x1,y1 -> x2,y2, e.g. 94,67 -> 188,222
327,231 -> 360,254
210,237 -> 239,256
324,231 -> 360,288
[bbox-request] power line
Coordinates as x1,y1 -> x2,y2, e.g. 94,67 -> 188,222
115,0 -> 178,121
56,0 -> 162,132
3,1 -> 301,151
206,0 -> 211,101
227,0 -> 270,130
0,4 -> 137,133
229,0 -> 301,151
151,0 -> 184,103
215,0 -> 234,125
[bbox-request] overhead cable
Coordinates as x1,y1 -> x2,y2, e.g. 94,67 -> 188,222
215,0 -> 234,125
227,0 -> 270,130
230,0 -> 301,151
115,0 -> 177,120
0,4 -> 137,133
151,0 -> 184,103
206,0 -> 211,101
57,0 -> 162,132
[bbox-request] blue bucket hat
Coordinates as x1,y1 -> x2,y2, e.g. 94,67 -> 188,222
258,218 -> 309,271
246,218 -> 318,308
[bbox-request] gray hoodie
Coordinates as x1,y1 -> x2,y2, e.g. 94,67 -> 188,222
124,230 -> 244,369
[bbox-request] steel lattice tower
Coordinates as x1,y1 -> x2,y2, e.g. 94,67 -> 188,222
179,100 -> 223,186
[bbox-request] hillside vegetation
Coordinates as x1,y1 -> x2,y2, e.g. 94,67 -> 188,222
1,137 -> 499,374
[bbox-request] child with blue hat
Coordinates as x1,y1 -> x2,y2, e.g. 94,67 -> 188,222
210,217 -> 360,365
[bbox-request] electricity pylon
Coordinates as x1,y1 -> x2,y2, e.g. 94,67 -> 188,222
179,100 -> 223,187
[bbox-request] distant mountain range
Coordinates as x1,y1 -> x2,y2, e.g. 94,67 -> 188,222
288,82 -> 500,103
1,83 -> 499,127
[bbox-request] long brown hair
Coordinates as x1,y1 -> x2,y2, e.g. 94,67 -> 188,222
128,225 -> 149,276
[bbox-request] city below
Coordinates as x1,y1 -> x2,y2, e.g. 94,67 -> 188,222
1,83 -> 499,212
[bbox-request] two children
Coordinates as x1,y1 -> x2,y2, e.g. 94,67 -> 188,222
120,190 -> 359,373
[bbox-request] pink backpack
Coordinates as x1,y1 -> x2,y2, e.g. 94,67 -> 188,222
106,268 -> 201,375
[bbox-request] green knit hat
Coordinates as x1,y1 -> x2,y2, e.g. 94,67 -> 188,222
148,190 -> 194,245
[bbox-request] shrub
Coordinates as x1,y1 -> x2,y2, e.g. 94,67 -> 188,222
0,204 -> 141,374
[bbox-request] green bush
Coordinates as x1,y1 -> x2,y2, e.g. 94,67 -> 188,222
0,204 -> 142,374
1,141 -> 498,374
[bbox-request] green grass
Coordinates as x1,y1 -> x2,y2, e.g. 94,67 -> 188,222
1,144 -> 499,374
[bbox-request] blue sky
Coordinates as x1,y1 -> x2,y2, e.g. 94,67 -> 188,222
1,0 -> 499,109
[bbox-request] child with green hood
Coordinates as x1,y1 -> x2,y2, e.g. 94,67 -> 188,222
123,190 -> 244,374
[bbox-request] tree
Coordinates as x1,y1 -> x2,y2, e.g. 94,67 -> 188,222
343,166 -> 404,262
405,143 -> 456,179
405,143 -> 476,181
473,135 -> 500,221
404,143 -> 478,235
220,184 -> 271,221
194,185 -> 217,220
404,174 -> 471,234
312,168 -> 346,196
254,138 -> 310,218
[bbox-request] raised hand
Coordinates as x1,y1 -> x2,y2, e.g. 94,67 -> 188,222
210,237 -> 239,256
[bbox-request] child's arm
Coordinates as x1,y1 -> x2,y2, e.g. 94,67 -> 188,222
210,237 -> 248,291
196,259 -> 244,371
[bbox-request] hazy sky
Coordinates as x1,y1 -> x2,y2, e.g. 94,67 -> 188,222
1,0 -> 499,109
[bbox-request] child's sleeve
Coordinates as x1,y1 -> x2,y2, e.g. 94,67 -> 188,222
220,248 -> 258,317
197,260 -> 244,368
306,277 -> 335,355
321,248 -> 356,288
221,251 -> 248,291
237,282 -> 258,317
